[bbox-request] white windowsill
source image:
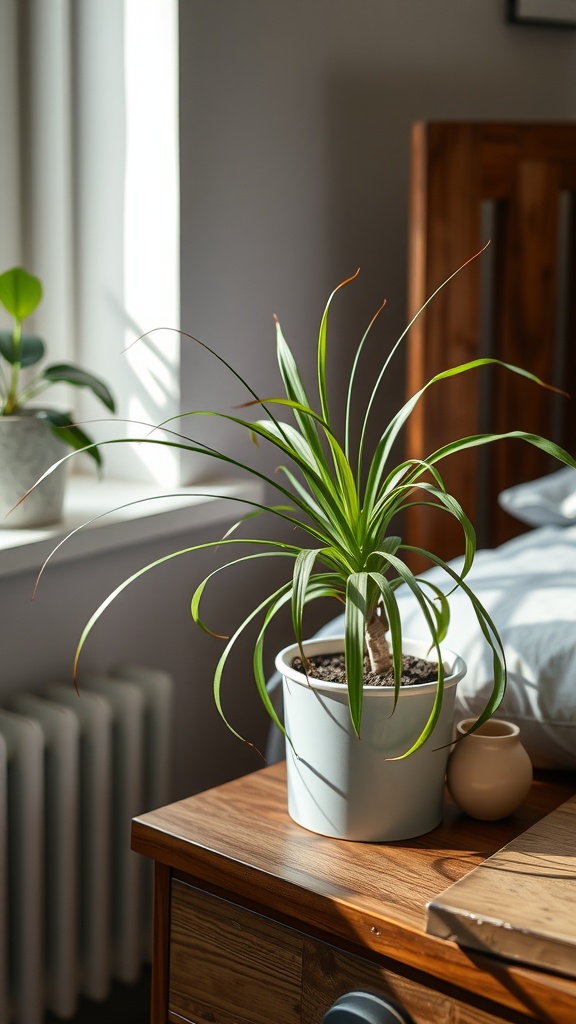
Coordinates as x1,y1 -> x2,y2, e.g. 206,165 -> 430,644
0,475 -> 265,579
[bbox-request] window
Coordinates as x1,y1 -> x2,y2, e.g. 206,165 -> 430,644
1,0 -> 182,486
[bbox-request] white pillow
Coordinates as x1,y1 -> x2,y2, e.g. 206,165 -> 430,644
499,466 -> 576,527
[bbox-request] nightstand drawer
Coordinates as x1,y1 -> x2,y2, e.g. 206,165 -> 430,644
169,879 -> 506,1024
170,879 -> 303,1024
300,940 -> 508,1024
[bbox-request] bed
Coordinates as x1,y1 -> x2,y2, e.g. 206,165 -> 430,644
267,122 -> 576,771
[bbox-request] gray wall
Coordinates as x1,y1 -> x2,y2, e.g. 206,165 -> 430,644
179,0 -> 576,476
2,0 -> 575,807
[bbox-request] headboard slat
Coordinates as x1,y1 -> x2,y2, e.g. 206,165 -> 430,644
406,122 -> 576,559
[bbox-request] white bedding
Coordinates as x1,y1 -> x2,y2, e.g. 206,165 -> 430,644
267,524 -> 576,770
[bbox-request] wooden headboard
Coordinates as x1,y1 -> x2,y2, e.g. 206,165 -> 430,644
405,121 -> 576,561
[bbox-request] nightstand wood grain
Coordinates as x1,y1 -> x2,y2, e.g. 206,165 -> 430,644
132,762 -> 576,1024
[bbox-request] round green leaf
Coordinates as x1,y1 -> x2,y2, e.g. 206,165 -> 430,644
0,267 -> 43,321
42,363 -> 116,411
39,408 -> 102,467
0,330 -> 45,367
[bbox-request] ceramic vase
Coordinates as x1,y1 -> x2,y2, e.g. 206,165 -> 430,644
447,718 -> 533,820
275,636 -> 466,842
0,416 -> 68,528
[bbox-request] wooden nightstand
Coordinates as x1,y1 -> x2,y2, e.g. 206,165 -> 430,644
131,762 -> 576,1024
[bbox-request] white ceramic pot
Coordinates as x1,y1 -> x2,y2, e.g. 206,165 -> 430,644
275,636 -> 466,842
447,718 -> 533,820
0,415 -> 68,528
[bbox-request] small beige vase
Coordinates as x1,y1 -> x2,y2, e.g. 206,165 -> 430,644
447,718 -> 533,820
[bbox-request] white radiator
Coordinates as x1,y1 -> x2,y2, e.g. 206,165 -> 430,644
0,665 -> 173,1024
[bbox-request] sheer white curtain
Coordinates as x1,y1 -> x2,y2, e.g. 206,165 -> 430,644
0,0 -> 182,484
0,2 -> 25,276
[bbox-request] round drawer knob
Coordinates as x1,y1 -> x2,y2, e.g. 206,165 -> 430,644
323,990 -> 415,1024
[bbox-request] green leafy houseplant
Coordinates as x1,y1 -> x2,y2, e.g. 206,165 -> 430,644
56,255 -> 576,765
0,265 -> 115,462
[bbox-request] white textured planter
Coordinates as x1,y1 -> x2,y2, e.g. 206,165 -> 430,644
0,416 -> 68,528
276,636 -> 466,842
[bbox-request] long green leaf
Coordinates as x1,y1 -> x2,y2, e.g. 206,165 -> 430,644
213,578 -> 336,745
20,431 -> 344,547
291,550 -> 319,655
161,324 -> 289,437
250,401 -> 361,524
275,465 -> 335,535
253,416 -> 319,472
317,269 -> 360,426
163,399 -> 358,559
357,244 -> 490,478
72,537 -> 303,680
344,572 -> 369,735
373,551 -> 451,755
252,586 -> 301,744
390,482 -> 477,579
370,460 -> 446,519
191,550 -> 298,636
211,585 -> 293,746
396,546 -> 507,741
363,356 -> 567,518
275,318 -> 325,464
252,581 -> 342,751
264,407 -> 360,526
426,430 -> 576,473
178,407 -> 340,508
40,409 -> 103,467
346,299 -> 387,469
398,576 -> 451,646
34,492 -> 304,597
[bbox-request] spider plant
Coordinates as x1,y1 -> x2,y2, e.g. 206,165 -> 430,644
0,266 -> 115,463
40,254 -> 575,755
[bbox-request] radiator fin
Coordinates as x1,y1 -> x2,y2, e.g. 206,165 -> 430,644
0,665 -> 173,1024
